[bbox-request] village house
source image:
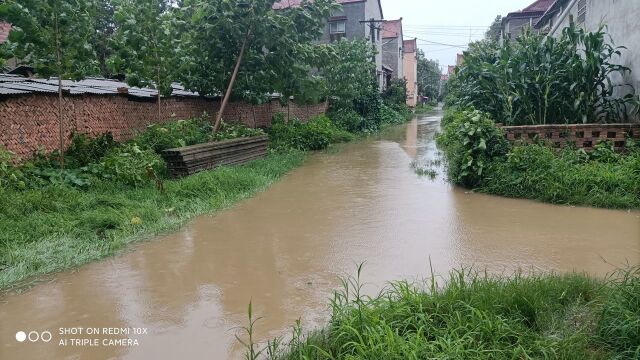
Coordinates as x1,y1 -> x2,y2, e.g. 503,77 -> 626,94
499,0 -> 554,43
402,38 -> 418,107
381,18 -> 404,84
534,0 -> 640,120
274,0 -> 386,89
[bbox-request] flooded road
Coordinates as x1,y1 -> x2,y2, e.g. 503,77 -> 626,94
2,107 -> 639,359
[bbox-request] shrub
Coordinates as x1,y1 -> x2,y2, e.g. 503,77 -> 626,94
437,108 -> 510,187
328,107 -> 365,133
65,132 -> 117,168
99,144 -> 166,187
134,116 -> 213,153
268,114 -> 354,151
211,121 -> 265,142
0,147 -> 26,192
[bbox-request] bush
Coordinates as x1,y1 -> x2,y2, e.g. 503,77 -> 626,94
65,132 -> 117,168
328,107 -> 365,133
99,144 -> 166,187
0,147 -> 26,192
211,121 -> 265,142
268,114 -> 354,151
437,108 -> 510,187
134,116 -> 213,153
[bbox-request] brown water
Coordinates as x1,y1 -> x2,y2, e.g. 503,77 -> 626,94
2,107 -> 639,359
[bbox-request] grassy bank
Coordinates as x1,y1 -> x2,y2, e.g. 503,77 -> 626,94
251,268 -> 640,359
0,151 -> 305,290
436,108 -> 640,210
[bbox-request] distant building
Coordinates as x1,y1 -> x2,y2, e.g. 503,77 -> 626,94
447,65 -> 456,76
402,39 -> 418,107
274,0 -> 385,89
534,0 -> 640,121
381,18 -> 404,82
500,0 -> 554,42
456,53 -> 464,67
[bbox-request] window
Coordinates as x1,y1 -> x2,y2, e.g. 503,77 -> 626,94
330,21 -> 346,34
577,0 -> 587,24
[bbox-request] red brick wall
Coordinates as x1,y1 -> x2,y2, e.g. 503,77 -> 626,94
501,123 -> 640,151
0,93 -> 328,159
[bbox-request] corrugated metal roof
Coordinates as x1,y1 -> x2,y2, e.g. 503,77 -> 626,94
0,75 -> 204,98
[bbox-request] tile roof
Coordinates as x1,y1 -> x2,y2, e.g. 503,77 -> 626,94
403,39 -> 417,53
0,75 -> 204,98
381,19 -> 402,39
0,22 -> 11,44
523,0 -> 555,12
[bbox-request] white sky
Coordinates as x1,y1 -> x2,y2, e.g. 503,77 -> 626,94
383,0 -> 536,73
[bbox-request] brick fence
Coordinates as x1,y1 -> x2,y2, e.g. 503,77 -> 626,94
0,93 -> 328,159
501,123 -> 640,151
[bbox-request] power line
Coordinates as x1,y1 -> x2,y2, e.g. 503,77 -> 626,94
410,37 -> 469,48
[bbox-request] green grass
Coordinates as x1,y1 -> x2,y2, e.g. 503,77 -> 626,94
249,267 -> 640,359
479,145 -> 640,209
414,104 -> 435,114
0,150 -> 305,290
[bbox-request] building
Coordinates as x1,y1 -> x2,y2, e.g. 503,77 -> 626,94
273,0 -> 385,89
381,18 -> 404,82
500,0 -> 555,42
456,53 -> 464,67
402,38 -> 418,107
534,0 -> 640,120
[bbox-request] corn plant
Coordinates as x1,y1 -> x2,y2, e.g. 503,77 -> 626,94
449,22 -> 638,125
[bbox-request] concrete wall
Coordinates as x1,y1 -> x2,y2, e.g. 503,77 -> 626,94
549,0 -> 640,121
403,51 -> 418,107
382,36 -> 403,79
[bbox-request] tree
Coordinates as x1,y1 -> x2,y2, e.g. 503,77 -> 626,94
180,0 -> 336,132
109,0 -> 180,121
0,0 -> 98,168
92,0 -> 116,77
485,15 -> 502,44
416,49 -> 441,101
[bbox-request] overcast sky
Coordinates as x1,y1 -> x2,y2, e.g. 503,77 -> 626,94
384,0 -> 536,73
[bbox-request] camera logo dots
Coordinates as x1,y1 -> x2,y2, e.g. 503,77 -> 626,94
15,331 -> 26,342
15,330 -> 52,343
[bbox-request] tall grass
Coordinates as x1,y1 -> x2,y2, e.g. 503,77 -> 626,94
0,151 -> 305,290
247,267 -> 640,359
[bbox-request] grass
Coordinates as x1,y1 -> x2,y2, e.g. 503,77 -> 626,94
414,103 -> 436,114
479,144 -> 640,209
0,150 -> 305,290
245,267 -> 640,359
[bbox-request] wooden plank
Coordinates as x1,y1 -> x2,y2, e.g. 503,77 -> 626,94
161,135 -> 269,178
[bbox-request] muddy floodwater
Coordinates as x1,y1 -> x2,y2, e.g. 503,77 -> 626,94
2,107 -> 639,359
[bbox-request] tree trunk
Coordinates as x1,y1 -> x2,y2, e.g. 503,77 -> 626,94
157,92 -> 162,122
213,29 -> 251,133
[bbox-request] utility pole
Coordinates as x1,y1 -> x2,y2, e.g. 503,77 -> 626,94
360,18 -> 385,85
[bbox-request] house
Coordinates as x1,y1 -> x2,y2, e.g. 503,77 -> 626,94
500,0 -> 555,42
273,0 -> 385,89
381,18 -> 403,82
0,22 -> 11,44
402,38 -> 418,107
534,0 -> 640,120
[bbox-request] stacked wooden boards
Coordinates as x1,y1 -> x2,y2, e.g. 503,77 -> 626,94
161,135 -> 269,178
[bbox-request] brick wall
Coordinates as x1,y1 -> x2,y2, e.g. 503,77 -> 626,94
501,123 -> 640,151
0,93 -> 328,159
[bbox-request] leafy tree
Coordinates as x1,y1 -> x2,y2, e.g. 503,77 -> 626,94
321,39 -> 377,109
416,49 -> 441,101
91,0 -> 116,77
109,0 -> 180,121
0,0 -> 98,168
180,0 -> 336,131
485,15 -> 502,44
